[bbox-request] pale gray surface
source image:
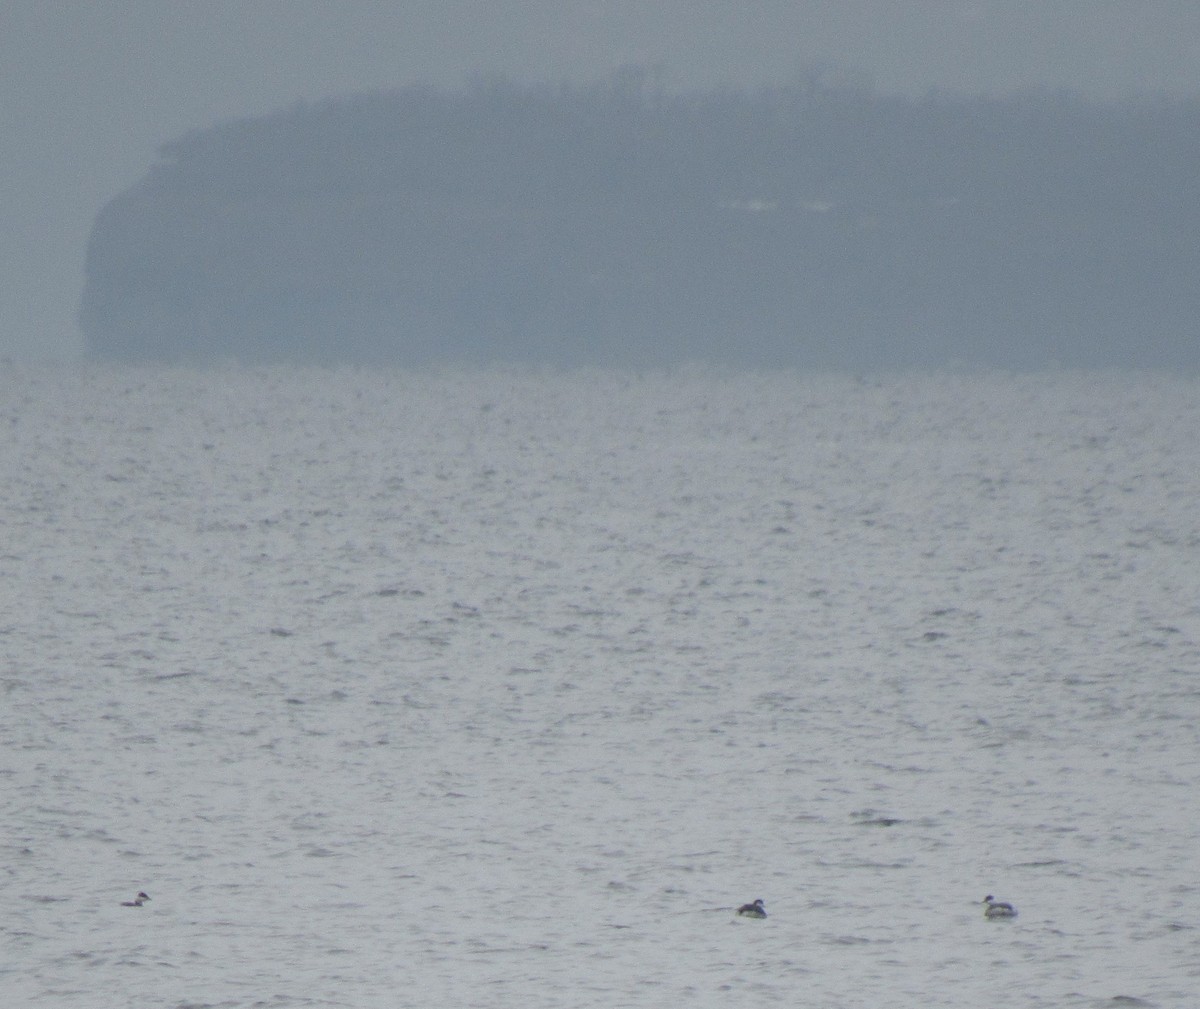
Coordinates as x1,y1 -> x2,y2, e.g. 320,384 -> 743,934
3,365 -> 1198,1006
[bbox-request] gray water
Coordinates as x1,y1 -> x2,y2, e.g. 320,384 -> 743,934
3,365 -> 1198,1008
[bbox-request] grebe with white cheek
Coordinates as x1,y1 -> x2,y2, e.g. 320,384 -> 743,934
983,895 -> 1016,918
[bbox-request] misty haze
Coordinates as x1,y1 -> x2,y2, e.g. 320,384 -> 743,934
79,74 -> 1200,370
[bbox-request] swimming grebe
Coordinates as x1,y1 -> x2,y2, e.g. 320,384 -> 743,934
736,898 -> 767,918
121,892 -> 151,907
983,895 -> 1016,918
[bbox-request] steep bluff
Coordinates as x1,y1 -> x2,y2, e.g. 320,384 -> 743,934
80,79 -> 1200,367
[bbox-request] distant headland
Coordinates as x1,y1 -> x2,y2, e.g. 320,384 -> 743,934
79,75 -> 1200,369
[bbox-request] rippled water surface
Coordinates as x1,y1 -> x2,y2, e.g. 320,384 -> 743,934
3,365 -> 1199,1008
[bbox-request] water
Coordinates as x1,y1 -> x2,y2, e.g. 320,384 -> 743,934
3,364 -> 1198,1008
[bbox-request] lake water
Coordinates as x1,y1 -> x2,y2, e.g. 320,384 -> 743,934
3,364 -> 1198,1008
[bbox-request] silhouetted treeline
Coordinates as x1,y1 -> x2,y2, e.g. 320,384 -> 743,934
80,75 -> 1200,368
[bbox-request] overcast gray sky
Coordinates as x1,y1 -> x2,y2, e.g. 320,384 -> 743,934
4,1 -> 1198,361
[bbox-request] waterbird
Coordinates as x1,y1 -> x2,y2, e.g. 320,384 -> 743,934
121,892 -> 151,907
736,898 -> 767,918
983,895 -> 1016,918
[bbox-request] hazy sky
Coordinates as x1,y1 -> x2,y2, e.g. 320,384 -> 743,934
4,1 -> 1198,361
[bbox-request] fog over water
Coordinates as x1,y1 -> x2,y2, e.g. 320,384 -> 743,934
6,2 -> 1200,360
3,364 -> 1198,1007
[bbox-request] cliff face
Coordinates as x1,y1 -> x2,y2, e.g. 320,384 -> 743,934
80,80 -> 1200,368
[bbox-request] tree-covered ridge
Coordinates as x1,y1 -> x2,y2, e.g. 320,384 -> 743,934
81,77 -> 1200,367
